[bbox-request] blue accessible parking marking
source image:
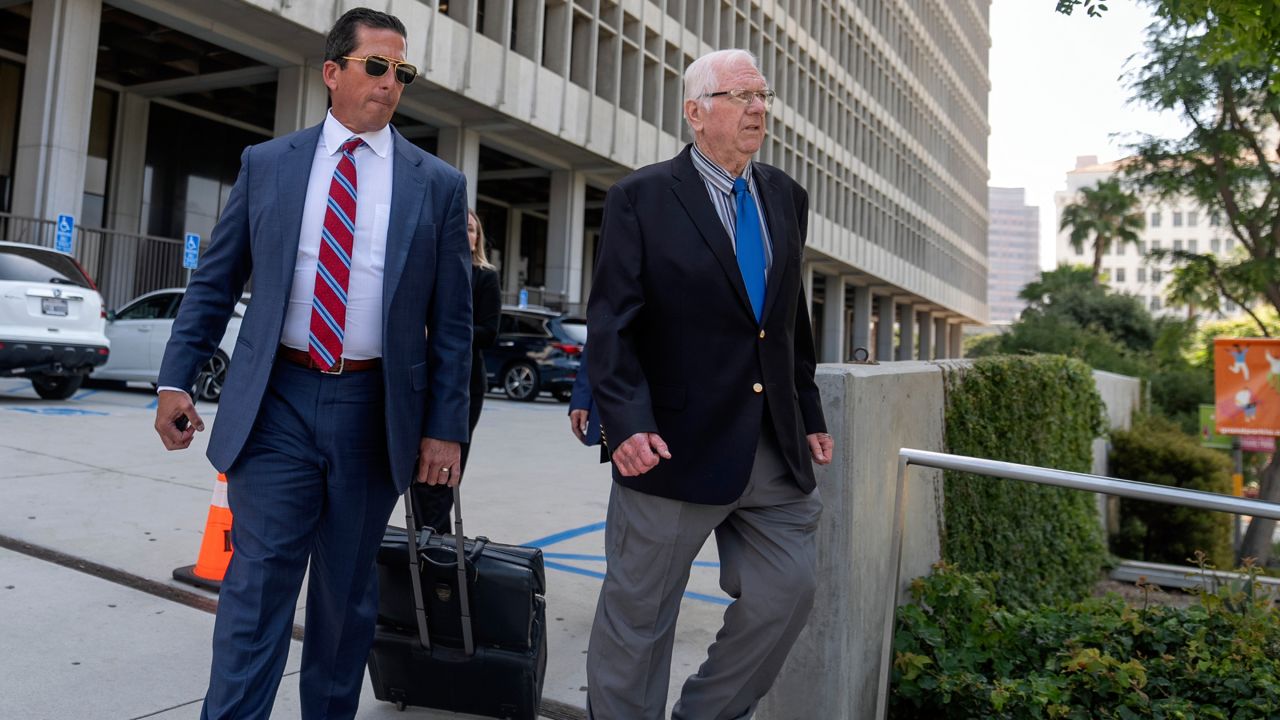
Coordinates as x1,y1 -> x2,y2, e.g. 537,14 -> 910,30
525,522 -> 729,606
6,407 -> 109,416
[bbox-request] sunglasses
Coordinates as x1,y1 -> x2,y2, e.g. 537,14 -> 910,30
341,54 -> 418,85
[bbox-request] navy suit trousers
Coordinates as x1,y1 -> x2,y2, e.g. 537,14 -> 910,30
201,360 -> 400,720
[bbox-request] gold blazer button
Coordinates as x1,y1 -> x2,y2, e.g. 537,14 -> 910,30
752,383 -> 763,393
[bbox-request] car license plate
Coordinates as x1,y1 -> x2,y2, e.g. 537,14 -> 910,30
41,297 -> 68,316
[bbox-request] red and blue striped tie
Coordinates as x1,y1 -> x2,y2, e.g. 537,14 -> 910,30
309,136 -> 363,371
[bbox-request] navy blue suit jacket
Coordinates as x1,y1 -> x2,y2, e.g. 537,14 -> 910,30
568,345 -> 601,447
586,145 -> 825,505
157,123 -> 473,494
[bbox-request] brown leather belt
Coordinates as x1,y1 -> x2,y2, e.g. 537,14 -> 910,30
277,345 -> 381,374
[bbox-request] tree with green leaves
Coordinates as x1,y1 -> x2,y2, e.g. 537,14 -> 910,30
1056,0 -> 1280,91
1058,179 -> 1146,283
1121,10 -> 1280,564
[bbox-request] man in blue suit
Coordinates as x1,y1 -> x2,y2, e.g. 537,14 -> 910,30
152,8 -> 472,719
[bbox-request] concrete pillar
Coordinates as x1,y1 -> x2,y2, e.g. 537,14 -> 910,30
580,229 -> 598,311
875,295 -> 895,362
273,65 -> 328,136
504,208 -> 523,300
896,302 -> 915,361
102,92 -> 148,308
916,310 -> 933,360
933,317 -> 948,359
802,261 -> 815,307
757,363 -> 945,720
12,0 -> 103,222
106,93 -> 147,234
546,169 -> 586,305
949,322 -> 964,359
821,274 -> 847,363
851,285 -> 872,359
437,126 -> 480,209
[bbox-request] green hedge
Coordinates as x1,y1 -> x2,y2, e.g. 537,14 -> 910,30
891,565 -> 1280,719
1110,415 -> 1234,569
942,355 -> 1109,607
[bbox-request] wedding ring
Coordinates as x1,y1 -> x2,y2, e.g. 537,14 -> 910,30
441,467 -> 451,474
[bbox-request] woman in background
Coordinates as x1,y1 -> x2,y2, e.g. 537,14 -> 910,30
415,209 -> 502,532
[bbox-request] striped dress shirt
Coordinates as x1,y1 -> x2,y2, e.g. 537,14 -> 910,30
689,143 -> 773,278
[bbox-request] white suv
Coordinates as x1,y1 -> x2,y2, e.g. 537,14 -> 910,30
0,241 -> 110,399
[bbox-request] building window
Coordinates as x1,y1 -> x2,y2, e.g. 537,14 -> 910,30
1210,212 -> 1222,226
1173,212 -> 1183,226
1115,243 -> 1125,256
1150,211 -> 1162,227
1152,239 -> 1162,251
1138,241 -> 1147,255
1225,301 -> 1237,314
1151,296 -> 1162,310
1075,243 -> 1084,256
1188,211 -> 1198,227
1211,238 -> 1221,253
1153,269 -> 1163,283
1226,237 -> 1235,251
1137,267 -> 1146,282
1115,267 -> 1126,282
1173,239 -> 1183,251
1188,239 -> 1198,253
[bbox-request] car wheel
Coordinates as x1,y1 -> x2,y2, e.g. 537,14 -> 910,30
31,374 -> 84,400
503,362 -> 540,402
196,350 -> 230,403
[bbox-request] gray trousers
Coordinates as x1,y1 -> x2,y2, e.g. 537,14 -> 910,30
586,431 -> 822,720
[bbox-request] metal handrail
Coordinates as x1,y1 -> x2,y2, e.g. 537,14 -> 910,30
878,448 -> 1280,720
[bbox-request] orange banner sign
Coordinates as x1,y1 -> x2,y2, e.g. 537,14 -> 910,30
1214,337 -> 1280,436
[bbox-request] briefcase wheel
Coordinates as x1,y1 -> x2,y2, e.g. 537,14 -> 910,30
395,701 -> 406,712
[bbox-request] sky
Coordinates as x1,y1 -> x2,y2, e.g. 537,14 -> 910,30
987,0 -> 1190,269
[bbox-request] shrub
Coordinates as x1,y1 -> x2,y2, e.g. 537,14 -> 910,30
942,355 -> 1109,608
891,564 -> 1280,719
1146,366 -> 1212,435
1110,415 -> 1234,569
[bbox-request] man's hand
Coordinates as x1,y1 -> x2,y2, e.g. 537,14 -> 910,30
417,437 -> 462,487
611,432 -> 671,477
569,409 -> 590,443
154,390 -> 205,450
807,432 -> 834,465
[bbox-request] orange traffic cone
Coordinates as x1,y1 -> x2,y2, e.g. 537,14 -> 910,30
173,473 -> 233,592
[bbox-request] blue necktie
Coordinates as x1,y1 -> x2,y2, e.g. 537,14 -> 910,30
733,177 -> 766,323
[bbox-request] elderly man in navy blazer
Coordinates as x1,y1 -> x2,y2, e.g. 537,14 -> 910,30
585,49 -> 835,719
152,8 -> 471,719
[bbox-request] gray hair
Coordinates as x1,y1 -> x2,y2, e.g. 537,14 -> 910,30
683,49 -> 760,113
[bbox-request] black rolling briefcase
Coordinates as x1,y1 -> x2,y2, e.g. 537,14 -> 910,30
367,484 -> 548,718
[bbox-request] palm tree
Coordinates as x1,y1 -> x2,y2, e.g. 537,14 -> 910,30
1058,178 -> 1146,283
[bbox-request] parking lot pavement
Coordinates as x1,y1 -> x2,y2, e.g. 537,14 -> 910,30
0,381 -> 727,718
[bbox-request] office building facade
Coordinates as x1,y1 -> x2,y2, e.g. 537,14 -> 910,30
1055,155 -> 1242,317
1,0 -> 990,358
986,186 -> 1038,324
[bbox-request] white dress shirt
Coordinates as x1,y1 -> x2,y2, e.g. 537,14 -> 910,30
280,110 -> 394,360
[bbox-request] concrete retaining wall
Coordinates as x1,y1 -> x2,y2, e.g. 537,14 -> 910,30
758,361 -> 1140,720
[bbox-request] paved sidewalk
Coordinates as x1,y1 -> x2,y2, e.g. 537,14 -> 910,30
0,380 -> 727,718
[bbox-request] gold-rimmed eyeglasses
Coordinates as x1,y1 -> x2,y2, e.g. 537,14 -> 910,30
341,54 -> 418,85
703,88 -> 775,111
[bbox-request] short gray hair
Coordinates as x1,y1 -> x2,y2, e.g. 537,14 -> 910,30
683,49 -> 760,112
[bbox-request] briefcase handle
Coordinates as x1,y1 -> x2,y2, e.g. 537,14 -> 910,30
420,537 -> 489,575
404,483 -> 475,656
